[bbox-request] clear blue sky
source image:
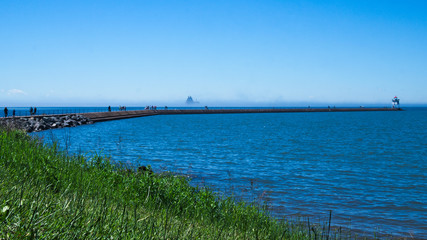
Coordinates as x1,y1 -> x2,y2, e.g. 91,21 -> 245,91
1,0 -> 426,107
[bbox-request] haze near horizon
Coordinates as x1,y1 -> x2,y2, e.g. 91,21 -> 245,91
1,0 -> 426,107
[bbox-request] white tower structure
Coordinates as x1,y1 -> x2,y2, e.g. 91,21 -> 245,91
392,96 -> 400,108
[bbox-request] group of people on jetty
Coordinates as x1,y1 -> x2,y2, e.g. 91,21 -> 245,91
145,106 -> 158,110
107,105 -> 175,112
3,107 -> 38,118
108,106 -> 128,112
29,107 -> 37,115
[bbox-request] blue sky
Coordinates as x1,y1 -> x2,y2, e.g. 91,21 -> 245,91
1,0 -> 426,107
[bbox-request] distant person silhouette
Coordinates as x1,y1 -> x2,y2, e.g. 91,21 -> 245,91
30,107 -> 33,115
34,107 -> 37,115
4,107 -> 8,117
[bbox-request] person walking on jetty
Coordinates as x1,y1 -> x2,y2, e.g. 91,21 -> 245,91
30,107 -> 33,115
34,107 -> 37,115
3,107 -> 8,117
108,106 -> 111,112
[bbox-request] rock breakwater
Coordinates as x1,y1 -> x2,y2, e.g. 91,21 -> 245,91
0,114 -> 93,132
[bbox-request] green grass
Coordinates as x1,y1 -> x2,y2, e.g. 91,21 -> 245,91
0,127 -> 362,239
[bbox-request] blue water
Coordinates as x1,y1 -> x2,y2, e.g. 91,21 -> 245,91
33,108 -> 427,238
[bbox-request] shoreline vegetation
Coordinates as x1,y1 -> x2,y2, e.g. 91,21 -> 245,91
1,127 -> 400,239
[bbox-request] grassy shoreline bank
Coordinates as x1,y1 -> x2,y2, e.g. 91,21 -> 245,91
1,127 -> 375,239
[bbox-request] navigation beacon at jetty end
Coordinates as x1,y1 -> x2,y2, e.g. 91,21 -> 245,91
392,96 -> 400,108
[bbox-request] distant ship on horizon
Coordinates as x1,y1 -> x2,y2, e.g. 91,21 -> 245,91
186,96 -> 200,104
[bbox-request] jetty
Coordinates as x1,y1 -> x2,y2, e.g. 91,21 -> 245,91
81,107 -> 401,123
1,107 -> 401,132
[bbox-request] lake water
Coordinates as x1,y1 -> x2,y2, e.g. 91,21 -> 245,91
33,108 -> 427,238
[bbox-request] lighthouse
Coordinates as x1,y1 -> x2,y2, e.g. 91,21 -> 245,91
392,96 -> 400,108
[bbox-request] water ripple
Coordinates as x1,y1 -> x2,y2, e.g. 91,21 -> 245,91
34,108 -> 427,238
